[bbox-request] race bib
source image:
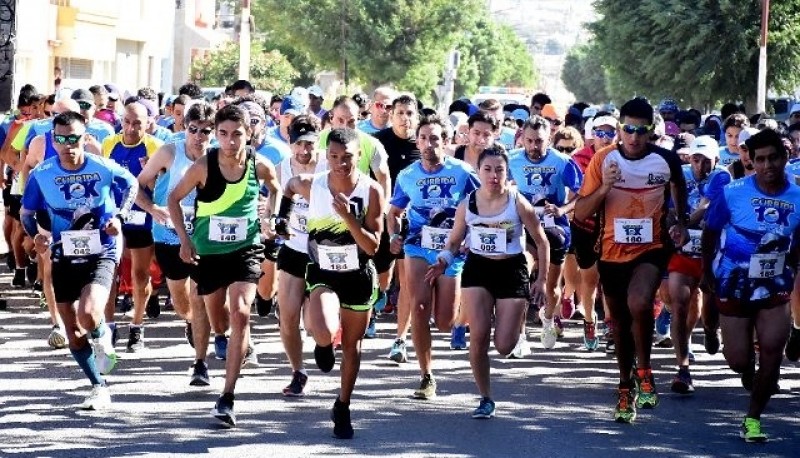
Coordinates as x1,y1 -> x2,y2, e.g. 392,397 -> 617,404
61,229 -> 102,257
533,206 -> 556,229
126,210 -> 147,226
469,226 -> 507,254
748,253 -> 785,279
164,206 -> 195,233
209,216 -> 247,242
681,229 -> 703,255
421,226 -> 451,250
317,244 -> 359,272
613,218 -> 653,244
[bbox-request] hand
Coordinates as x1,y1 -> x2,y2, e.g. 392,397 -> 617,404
332,193 -> 352,219
602,160 -> 621,189
530,279 -> 547,306
274,217 -> 291,238
138,156 -> 149,169
104,217 -> 121,236
151,205 -> 171,226
33,233 -> 50,255
699,271 -> 715,295
425,259 -> 446,286
543,203 -> 562,218
669,223 -> 689,247
261,216 -> 276,239
179,240 -> 199,265
389,234 -> 404,255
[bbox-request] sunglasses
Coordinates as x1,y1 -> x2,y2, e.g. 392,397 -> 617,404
546,118 -> 562,127
250,118 -> 262,126
593,129 -> 615,140
620,123 -> 653,136
188,125 -> 213,136
53,133 -> 83,145
77,101 -> 93,110
555,145 -> 576,154
373,102 -> 388,110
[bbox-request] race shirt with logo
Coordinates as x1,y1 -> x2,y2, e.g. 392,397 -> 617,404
279,155 -> 328,254
678,164 -> 728,257
102,133 -> 163,231
705,175 -> 800,306
390,156 -> 480,250
22,154 -> 137,261
578,143 -> 683,263
718,146 -> 739,167
508,148 -> 582,231
152,141 -> 198,245
464,190 -> 525,257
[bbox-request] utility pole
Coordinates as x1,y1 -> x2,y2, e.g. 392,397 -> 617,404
238,0 -> 251,80
341,0 -> 349,92
756,0 -> 769,114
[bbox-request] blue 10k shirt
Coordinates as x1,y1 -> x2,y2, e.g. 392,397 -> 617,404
390,156 -> 480,248
705,175 -> 800,306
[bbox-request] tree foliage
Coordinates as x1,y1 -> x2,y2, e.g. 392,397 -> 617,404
190,41 -> 298,95
561,43 -> 609,104
590,0 -> 800,110
454,20 -> 538,98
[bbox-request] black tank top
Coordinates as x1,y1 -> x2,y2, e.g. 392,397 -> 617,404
197,147 -> 256,203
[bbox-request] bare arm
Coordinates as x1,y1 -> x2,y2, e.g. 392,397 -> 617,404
168,157 -> 207,246
256,156 -> 282,214
334,182 -> 384,255
136,144 -> 174,221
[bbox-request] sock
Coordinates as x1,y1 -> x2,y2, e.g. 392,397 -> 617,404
90,320 -> 106,339
70,342 -> 104,386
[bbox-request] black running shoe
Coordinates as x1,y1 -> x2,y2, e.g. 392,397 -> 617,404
212,392 -> 236,427
127,326 -> 144,353
785,326 -> 800,362
331,398 -> 353,439
145,294 -> 160,319
12,268 -> 25,288
314,344 -> 335,373
190,360 -> 210,386
282,371 -> 308,397
26,261 -> 38,284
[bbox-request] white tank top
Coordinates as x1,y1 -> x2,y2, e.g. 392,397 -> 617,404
306,170 -> 373,271
279,155 -> 328,253
465,190 -> 525,257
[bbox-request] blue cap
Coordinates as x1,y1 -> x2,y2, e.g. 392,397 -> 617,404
280,96 -> 306,116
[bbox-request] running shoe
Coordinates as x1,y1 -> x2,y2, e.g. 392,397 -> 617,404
255,294 -> 271,317
48,325 -> 67,349
613,386 -> 636,423
373,291 -> 387,313
38,293 -> 47,309
389,338 -> 408,363
655,306 -> 671,335
78,385 -> 111,410
190,360 -> 210,386
109,322 -> 118,347
413,374 -> 437,399
654,333 -> 673,348
785,326 -> 800,362
241,344 -> 259,369
94,324 -> 118,374
12,268 -> 25,288
331,398 -> 353,439
703,327 -> 721,355
185,322 -> 194,348
450,325 -> 467,350
560,296 -> 575,320
553,315 -> 564,338
212,392 -> 236,427
33,280 -> 43,292
214,334 -> 228,360
126,326 -> 144,353
507,333 -> 531,359
740,417 -> 768,443
364,314 -> 377,339
118,294 -> 133,313
688,350 -> 696,363
26,260 -> 38,284
472,397 -> 496,419
635,368 -> 659,409
314,344 -> 335,373
145,294 -> 161,319
4,251 -> 14,271
282,370 -> 308,397
539,309 -> 558,349
670,367 -> 695,394
583,319 -> 598,351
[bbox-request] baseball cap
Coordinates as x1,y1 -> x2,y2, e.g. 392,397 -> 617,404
290,87 -> 310,107
238,101 -> 266,121
664,121 -> 680,137
71,89 -> 93,104
592,115 -> 617,129
738,127 -> 759,147
582,106 -> 598,119
308,85 -> 324,98
673,133 -> 696,156
584,118 -> 594,140
511,108 -> 529,122
104,83 -> 121,101
658,98 -> 679,113
689,135 -> 718,160
280,96 -> 307,116
790,103 -> 800,116
136,98 -> 158,118
289,120 -> 320,144
541,104 -> 560,121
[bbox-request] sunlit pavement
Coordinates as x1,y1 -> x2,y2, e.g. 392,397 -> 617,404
0,278 -> 798,458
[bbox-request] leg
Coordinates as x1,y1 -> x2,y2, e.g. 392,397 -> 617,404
541,263 -> 564,320
407,257 -> 436,375
720,314 -> 755,373
463,287 -> 494,398
256,259 -> 278,303
204,289 -> 230,335
394,259 -> 412,340
668,272 -> 696,367
749,304 -> 790,419
562,253 -> 580,310
129,245 -> 154,326
166,278 -> 192,321
338,307 -> 371,403
627,263 -> 662,371
222,281 -> 258,394
190,281 -> 211,360
307,288 -> 342,346
278,270 -> 307,371
40,252 -> 60,327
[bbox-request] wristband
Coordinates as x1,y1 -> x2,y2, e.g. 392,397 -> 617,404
437,250 -> 454,266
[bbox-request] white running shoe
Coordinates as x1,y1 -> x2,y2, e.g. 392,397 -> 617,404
48,325 -> 67,349
540,309 -> 558,349
507,333 -> 532,359
93,324 -> 118,375
79,385 -> 111,410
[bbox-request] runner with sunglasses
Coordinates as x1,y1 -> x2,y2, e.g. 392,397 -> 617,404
135,101 -> 216,386
357,87 -> 396,135
509,115 -> 583,351
575,98 -> 688,424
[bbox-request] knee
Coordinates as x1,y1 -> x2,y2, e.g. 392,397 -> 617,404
628,294 -> 653,317
229,307 -> 250,327
723,348 -> 752,374
494,336 -> 516,356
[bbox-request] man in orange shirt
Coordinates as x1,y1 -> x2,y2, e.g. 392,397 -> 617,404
575,98 -> 688,424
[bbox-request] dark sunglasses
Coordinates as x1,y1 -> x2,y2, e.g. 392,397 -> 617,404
250,118 -> 262,126
54,133 -> 83,145
373,102 -> 388,110
555,145 -> 576,154
77,101 -> 93,110
546,117 -> 562,127
620,123 -> 653,136
593,129 -> 615,140
188,125 -> 213,136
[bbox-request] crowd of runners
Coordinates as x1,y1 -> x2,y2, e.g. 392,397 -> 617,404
2,80 -> 800,443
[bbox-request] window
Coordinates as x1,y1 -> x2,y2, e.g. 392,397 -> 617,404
62,58 -> 92,80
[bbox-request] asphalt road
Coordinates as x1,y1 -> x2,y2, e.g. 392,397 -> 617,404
0,271 -> 798,458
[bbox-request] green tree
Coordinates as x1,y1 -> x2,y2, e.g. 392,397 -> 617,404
190,41 -> 298,95
454,20 -> 538,98
252,0 -> 484,101
561,43 -> 610,104
590,0 -> 800,110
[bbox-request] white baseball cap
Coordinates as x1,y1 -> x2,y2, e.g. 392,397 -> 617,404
689,135 -> 719,160
592,115 -> 617,129
584,118 -> 594,140
738,127 -> 759,147
308,85 -> 324,98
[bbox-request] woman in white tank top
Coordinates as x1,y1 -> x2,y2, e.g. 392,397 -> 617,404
426,145 -> 550,419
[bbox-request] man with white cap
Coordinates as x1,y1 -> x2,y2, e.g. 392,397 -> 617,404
730,127 -> 759,179
666,135 -> 729,395
307,85 -> 327,120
